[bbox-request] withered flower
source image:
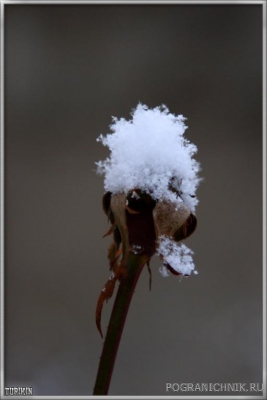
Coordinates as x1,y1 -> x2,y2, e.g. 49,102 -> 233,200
93,104 -> 201,395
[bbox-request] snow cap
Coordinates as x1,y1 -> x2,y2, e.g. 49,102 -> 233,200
96,103 -> 201,213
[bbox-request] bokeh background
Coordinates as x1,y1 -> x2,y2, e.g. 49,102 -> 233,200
4,3 -> 263,396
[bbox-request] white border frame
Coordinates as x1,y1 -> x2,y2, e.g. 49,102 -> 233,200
0,1 -> 266,399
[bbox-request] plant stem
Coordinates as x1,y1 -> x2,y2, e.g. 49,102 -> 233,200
93,252 -> 149,395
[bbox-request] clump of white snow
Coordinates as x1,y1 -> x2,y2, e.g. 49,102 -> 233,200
157,236 -> 196,276
159,265 -> 171,278
96,103 -> 201,212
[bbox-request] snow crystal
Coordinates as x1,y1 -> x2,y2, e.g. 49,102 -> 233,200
96,103 -> 201,212
109,272 -> 115,280
131,190 -> 140,200
159,265 -> 170,278
131,244 -> 144,255
157,235 -> 196,276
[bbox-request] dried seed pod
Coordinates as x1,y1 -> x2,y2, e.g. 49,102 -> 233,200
174,212 -> 197,241
153,200 -> 190,240
97,190 -> 198,337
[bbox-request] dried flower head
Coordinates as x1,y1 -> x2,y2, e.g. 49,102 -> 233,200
95,104 -> 201,337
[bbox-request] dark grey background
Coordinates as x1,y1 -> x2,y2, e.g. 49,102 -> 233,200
4,3 -> 263,396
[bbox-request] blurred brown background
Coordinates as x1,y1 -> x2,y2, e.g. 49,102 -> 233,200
4,3 -> 263,396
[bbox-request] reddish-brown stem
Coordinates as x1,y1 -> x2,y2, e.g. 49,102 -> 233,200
93,252 -> 149,395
